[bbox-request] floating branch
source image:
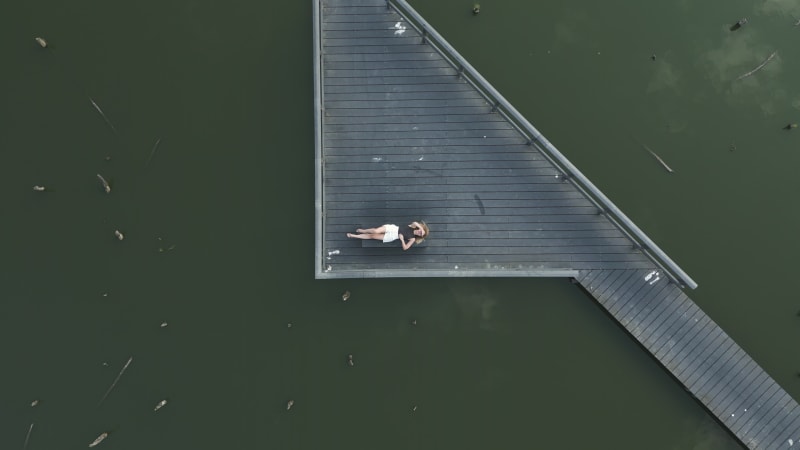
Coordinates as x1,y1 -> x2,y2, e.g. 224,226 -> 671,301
89,98 -> 118,135
736,51 -> 778,80
154,399 -> 168,412
644,145 -> 674,173
145,138 -> 162,167
23,423 -> 34,450
88,432 -> 108,448
98,356 -> 133,406
96,174 -> 111,193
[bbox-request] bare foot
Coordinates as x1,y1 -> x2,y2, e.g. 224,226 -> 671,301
347,233 -> 355,238
356,229 -> 366,233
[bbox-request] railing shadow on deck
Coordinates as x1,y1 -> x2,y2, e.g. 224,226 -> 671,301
385,0 -> 697,290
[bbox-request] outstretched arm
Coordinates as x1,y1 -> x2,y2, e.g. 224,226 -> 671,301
409,221 -> 422,229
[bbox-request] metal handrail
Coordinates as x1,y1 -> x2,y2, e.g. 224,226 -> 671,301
386,0 -> 697,289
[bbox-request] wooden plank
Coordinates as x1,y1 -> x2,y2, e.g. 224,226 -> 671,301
715,362 -> 768,420
727,373 -> 773,433
733,380 -> 783,438
651,303 -> 705,360
703,357 -> 759,410
738,387 -> 786,444
669,323 -> 726,376
578,269 -> 616,295
638,292 -> 692,349
611,273 -> 665,320
658,315 -> 712,369
685,339 -> 739,391
606,273 -> 651,316
762,410 -> 800,450
592,270 -> 638,308
747,393 -> 795,448
620,279 -> 671,323
694,349 -> 750,400
722,370 -> 771,430
626,283 -> 675,335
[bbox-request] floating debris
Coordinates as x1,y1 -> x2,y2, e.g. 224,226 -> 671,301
34,37 -> 47,48
472,3 -> 480,15
114,230 -> 124,241
784,123 -> 798,130
347,354 -> 354,367
98,356 -> 133,406
154,399 -> 168,411
160,322 -> 168,328
342,290 -> 350,302
736,51 -> 777,80
96,174 -> 111,193
32,185 -> 46,192
145,137 -> 162,167
90,98 -> 118,135
286,400 -> 294,410
411,319 -> 417,326
24,423 -> 34,450
287,322 -> 292,328
644,145 -> 674,173
730,18 -> 747,31
30,399 -> 39,407
650,54 -> 656,61
88,432 -> 108,448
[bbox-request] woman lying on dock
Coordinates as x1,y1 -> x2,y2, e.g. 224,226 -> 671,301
347,221 -> 429,250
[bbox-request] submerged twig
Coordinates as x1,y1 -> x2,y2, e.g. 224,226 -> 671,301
98,356 -> 132,406
23,423 -> 34,450
644,145 -> 674,173
145,138 -> 162,167
96,174 -> 111,193
736,51 -> 778,80
89,98 -> 118,135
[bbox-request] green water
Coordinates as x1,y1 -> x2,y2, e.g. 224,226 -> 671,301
3,0 -> 800,448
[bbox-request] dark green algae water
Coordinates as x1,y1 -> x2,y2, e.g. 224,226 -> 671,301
2,0 -> 800,449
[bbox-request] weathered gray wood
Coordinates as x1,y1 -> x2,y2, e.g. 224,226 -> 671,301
621,278 -> 670,319
629,287 -> 683,337
316,1 -> 800,447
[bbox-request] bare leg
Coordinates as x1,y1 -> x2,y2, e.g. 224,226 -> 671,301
356,225 -> 387,234
347,233 -> 385,240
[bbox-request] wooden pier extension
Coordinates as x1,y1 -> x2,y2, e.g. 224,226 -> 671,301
313,0 -> 800,447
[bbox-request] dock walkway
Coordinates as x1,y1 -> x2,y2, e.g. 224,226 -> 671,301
313,0 -> 800,447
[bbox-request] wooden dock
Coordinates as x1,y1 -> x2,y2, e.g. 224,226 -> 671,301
313,0 -> 800,447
